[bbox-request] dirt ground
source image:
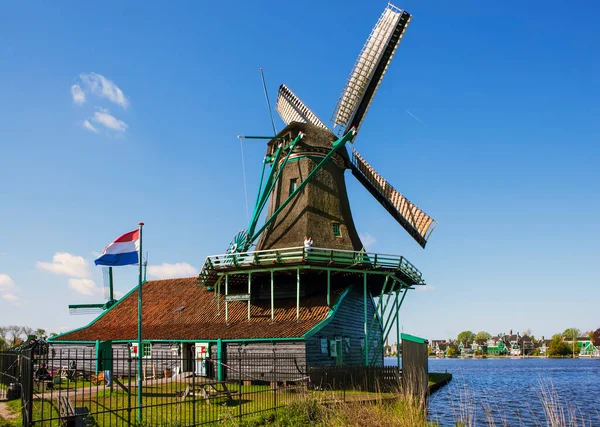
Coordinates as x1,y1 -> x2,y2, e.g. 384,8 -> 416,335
0,401 -> 18,421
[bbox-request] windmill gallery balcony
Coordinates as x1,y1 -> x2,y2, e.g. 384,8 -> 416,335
198,246 -> 425,291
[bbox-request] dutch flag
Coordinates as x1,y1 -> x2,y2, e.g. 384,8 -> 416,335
94,229 -> 140,266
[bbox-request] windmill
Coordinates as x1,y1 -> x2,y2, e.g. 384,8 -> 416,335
68,267 -> 118,315
68,256 -> 148,315
227,3 -> 436,256
193,2 -> 437,368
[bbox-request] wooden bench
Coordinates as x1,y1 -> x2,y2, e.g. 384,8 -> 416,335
57,395 -> 76,427
180,382 -> 239,405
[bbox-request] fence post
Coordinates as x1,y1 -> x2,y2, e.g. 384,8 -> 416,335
238,349 -> 242,420
21,349 -> 33,427
272,352 -> 277,416
127,353 -> 132,427
192,363 -> 196,426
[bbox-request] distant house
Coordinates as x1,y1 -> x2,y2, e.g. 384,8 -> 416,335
518,335 -> 534,355
539,339 -> 552,355
429,340 -> 448,357
458,341 -> 474,356
502,332 -> 521,356
564,336 -> 598,357
484,336 -> 507,355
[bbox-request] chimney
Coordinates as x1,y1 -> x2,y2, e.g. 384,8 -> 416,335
510,329 -> 513,335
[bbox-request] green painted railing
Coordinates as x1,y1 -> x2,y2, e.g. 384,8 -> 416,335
199,246 -> 423,285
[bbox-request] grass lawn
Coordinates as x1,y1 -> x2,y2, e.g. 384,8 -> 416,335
12,379 -> 407,426
21,381 -> 314,426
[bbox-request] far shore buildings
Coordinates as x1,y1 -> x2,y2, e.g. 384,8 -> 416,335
429,332 -> 599,358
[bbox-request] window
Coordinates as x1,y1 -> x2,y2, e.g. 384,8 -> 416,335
332,222 -> 341,237
289,178 -> 297,195
143,342 -> 152,359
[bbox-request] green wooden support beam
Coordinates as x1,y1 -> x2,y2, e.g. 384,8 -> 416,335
247,272 -> 251,320
396,288 -> 401,371
247,133 -> 303,241
241,136 -> 284,140
217,339 -> 223,381
225,274 -> 229,322
296,267 -> 300,320
370,280 -> 410,365
327,270 -> 331,307
367,277 -> 396,354
270,270 -> 274,321
247,145 -> 283,239
364,272 -> 368,366
369,289 -> 401,365
68,303 -> 105,310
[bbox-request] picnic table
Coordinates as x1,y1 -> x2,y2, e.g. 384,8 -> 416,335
180,380 -> 238,405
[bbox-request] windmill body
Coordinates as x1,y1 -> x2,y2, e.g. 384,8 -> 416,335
256,122 -> 363,252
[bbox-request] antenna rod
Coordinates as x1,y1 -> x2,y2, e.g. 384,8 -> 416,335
260,68 -> 277,136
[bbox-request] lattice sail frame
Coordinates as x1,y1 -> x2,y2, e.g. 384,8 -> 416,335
331,4 -> 410,134
276,84 -> 330,130
351,148 -> 437,247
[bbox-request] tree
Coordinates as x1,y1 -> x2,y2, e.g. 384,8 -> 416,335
562,327 -> 581,357
562,328 -> 581,340
34,328 -> 47,340
446,346 -> 457,357
475,331 -> 491,341
457,331 -> 475,345
21,326 -> 33,338
593,328 -> 600,347
547,334 -> 571,357
6,325 -> 23,346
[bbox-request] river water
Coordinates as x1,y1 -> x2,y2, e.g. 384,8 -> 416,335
385,357 -> 600,426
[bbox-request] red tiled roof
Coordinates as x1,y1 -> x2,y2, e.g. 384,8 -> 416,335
55,277 -> 339,342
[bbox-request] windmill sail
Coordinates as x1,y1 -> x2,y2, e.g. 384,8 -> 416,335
331,4 -> 410,135
350,148 -> 436,248
276,84 -> 330,130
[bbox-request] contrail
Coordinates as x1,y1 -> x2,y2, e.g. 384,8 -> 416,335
405,109 -> 425,126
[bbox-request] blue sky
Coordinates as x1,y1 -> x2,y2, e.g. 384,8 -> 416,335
1,1 -> 599,342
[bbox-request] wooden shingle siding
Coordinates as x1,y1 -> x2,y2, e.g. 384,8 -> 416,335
306,285 -> 383,366
47,344 -> 96,374
225,342 -> 307,382
49,343 -> 181,378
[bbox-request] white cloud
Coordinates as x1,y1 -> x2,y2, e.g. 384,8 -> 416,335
71,84 -> 86,105
415,285 -> 436,292
80,72 -> 129,108
2,293 -> 19,302
92,111 -> 127,132
68,278 -> 103,296
0,274 -> 15,292
359,233 -> 377,250
147,263 -> 198,280
82,119 -> 98,133
37,252 -> 91,278
114,291 -> 125,299
0,274 -> 20,305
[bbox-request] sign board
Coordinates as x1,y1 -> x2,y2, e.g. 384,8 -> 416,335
225,294 -> 250,302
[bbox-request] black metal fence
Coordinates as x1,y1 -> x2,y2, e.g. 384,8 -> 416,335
0,351 -> 20,400
2,349 -> 401,426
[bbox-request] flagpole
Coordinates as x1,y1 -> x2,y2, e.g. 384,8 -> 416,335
137,222 -> 144,421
